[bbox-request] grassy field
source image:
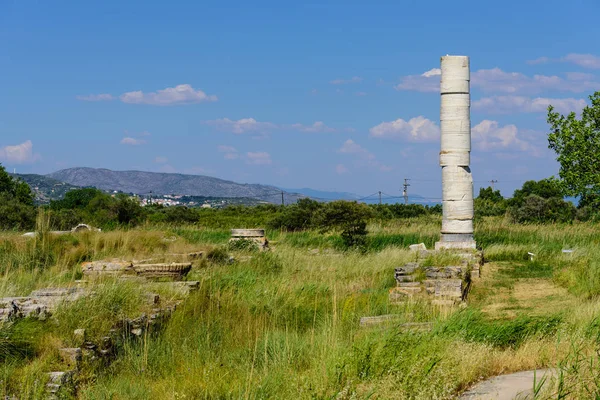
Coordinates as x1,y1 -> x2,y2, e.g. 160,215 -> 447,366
2,217 -> 600,398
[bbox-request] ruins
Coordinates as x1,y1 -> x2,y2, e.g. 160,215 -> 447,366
435,55 -> 476,250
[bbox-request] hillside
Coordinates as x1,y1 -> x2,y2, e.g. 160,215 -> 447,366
47,167 -> 295,202
11,173 -> 81,204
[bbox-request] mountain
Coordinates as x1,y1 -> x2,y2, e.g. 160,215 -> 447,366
11,173 -> 81,204
47,167 -> 296,202
281,188 -> 360,201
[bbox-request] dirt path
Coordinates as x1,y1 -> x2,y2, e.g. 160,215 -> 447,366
459,369 -> 555,400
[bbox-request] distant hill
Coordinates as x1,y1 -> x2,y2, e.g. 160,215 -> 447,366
282,188 -> 360,201
47,167 -> 299,203
11,173 -> 81,204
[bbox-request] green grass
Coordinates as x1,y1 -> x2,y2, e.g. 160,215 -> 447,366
4,217 -> 600,398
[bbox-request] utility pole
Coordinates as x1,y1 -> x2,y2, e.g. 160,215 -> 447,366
281,191 -> 284,206
378,191 -> 382,205
402,178 -> 411,205
490,180 -> 498,190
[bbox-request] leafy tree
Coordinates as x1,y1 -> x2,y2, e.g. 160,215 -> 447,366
0,164 -> 36,230
509,178 -> 563,207
50,188 -> 104,210
548,91 -> 600,199
477,186 -> 503,203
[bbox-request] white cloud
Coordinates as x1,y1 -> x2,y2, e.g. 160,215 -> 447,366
473,95 -> 586,114
246,152 -> 272,165
355,91 -> 367,96
526,57 -> 550,65
205,118 -> 277,134
337,139 -> 392,172
396,67 -> 600,94
287,121 -> 337,133
218,145 -> 239,160
0,140 -> 37,164
395,68 -> 441,92
154,156 -> 168,164
338,139 -> 375,159
330,76 -> 362,85
205,118 -> 341,135
422,68 -> 441,77
120,137 -> 146,145
120,84 -> 217,105
472,120 -> 531,153
335,164 -> 348,174
369,116 -> 439,142
562,53 -> 600,69
76,94 -> 114,101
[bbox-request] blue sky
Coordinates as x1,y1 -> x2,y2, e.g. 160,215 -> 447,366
1,0 -> 599,199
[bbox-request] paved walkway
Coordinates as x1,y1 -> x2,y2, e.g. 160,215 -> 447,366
459,369 -> 555,400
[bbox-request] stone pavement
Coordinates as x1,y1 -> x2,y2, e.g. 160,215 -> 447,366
459,369 -> 555,400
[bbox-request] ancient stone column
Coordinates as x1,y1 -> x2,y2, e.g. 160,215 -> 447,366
435,55 -> 476,250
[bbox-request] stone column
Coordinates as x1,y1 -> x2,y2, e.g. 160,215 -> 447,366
435,55 -> 476,250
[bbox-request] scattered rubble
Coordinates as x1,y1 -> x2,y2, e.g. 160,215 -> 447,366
389,246 -> 483,306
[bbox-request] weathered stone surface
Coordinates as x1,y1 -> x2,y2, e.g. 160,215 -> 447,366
397,282 -> 420,287
409,243 -> 427,251
424,266 -> 463,279
389,288 -> 409,303
434,279 -> 464,299
74,329 -> 86,344
58,348 -> 81,368
0,288 -> 86,321
133,263 -> 192,279
82,260 -> 134,276
395,262 -> 419,276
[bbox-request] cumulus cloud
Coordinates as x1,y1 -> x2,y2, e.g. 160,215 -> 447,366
338,139 -> 375,159
246,152 -> 272,165
205,118 -> 277,134
76,94 -> 114,101
120,84 -> 217,105
0,140 -> 38,164
395,68 -> 441,92
369,116 -> 439,142
337,139 -> 391,172
473,96 -> 586,114
472,120 -> 532,153
120,137 -> 146,145
330,76 -> 362,85
562,53 -> 600,69
154,156 -> 168,164
396,67 -> 599,94
218,145 -> 239,160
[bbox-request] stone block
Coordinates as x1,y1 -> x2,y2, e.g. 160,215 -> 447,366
389,288 -> 408,304
82,260 -> 134,276
74,329 -> 86,344
395,262 -> 419,276
58,348 -> 82,368
434,279 -> 463,299
424,266 -> 463,279
397,282 -> 421,288
409,243 -> 427,251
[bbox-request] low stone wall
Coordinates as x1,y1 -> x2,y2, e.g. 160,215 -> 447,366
390,249 -> 483,306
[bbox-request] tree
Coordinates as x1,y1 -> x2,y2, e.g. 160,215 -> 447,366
548,91 -> 600,199
0,164 -> 36,230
